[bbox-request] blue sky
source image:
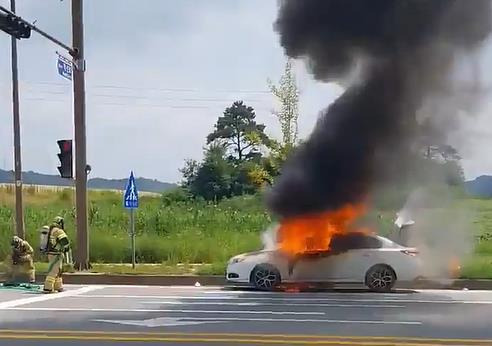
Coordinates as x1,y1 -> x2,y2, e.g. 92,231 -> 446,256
0,0 -> 491,183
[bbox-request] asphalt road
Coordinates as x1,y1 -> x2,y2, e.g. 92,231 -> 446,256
0,284 -> 492,345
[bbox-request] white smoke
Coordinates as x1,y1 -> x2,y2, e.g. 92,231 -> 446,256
394,186 -> 476,279
261,224 -> 280,250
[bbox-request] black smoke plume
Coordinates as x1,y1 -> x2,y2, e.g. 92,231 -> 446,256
267,0 -> 492,218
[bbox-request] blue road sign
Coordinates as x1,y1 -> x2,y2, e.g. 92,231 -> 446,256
124,171 -> 139,209
57,54 -> 72,81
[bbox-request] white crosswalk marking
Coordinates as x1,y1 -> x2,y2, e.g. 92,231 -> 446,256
0,286 -> 102,309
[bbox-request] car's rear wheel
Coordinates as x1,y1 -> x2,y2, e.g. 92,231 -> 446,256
365,264 -> 396,292
251,264 -> 281,291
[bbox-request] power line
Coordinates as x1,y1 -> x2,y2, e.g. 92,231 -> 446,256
15,79 -> 278,113
89,94 -> 269,103
22,97 -> 274,112
17,81 -> 275,106
18,80 -> 272,94
25,92 -> 271,104
24,93 -> 273,105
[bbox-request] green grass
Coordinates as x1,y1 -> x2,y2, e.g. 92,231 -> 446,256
86,263 -> 226,275
460,255 -> 492,279
0,187 -> 268,267
1,186 -> 492,278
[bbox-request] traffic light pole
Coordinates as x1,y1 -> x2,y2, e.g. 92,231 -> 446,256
0,5 -> 75,55
10,0 -> 24,239
0,1 -> 89,270
72,0 -> 89,271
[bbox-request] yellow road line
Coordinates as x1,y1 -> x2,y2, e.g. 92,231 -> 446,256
2,330 -> 492,344
0,330 -> 490,345
0,329 -> 492,345
0,334 -> 478,345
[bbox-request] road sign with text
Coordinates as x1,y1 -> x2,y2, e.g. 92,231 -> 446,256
57,53 -> 72,81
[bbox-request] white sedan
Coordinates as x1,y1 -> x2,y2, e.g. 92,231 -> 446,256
226,233 -> 423,292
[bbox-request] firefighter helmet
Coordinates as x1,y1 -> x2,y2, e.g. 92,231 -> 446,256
52,216 -> 65,230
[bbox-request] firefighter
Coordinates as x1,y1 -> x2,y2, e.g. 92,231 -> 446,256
4,236 -> 35,286
42,216 -> 70,293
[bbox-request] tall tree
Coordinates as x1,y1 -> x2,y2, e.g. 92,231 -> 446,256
207,101 -> 270,163
268,59 -> 300,148
179,159 -> 199,189
189,143 -> 233,201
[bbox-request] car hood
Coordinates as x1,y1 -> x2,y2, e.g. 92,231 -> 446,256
238,249 -> 276,257
229,249 -> 277,262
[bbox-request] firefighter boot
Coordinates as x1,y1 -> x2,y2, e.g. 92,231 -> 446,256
43,275 -> 55,294
54,277 -> 64,292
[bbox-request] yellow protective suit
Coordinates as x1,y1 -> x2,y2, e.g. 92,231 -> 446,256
43,225 -> 69,293
5,237 -> 35,284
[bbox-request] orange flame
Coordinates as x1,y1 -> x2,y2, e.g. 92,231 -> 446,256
448,257 -> 461,279
277,204 -> 367,255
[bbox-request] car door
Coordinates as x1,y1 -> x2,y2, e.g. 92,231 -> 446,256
290,252 -> 341,282
329,249 -> 374,282
288,234 -> 383,283
329,235 -> 384,282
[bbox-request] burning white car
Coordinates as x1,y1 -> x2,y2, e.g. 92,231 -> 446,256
226,232 -> 423,292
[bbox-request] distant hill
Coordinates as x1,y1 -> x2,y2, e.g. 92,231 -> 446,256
465,175 -> 492,197
88,177 -> 175,193
0,169 -> 176,194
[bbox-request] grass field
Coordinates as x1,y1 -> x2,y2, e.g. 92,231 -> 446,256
0,186 -> 269,268
0,185 -> 491,278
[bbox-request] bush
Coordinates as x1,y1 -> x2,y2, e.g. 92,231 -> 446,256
161,188 -> 191,206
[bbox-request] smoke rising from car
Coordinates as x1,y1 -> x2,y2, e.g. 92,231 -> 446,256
261,224 -> 279,251
267,0 -> 492,219
394,186 -> 476,279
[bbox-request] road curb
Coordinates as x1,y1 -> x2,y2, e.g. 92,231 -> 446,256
64,273 -> 227,286
0,273 -> 226,286
1,273 -> 491,289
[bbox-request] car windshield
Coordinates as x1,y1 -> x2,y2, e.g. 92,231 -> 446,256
377,236 -> 404,248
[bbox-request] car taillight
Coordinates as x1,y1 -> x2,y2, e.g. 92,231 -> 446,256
401,249 -> 419,257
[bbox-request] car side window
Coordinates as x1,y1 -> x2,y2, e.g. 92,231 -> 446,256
329,233 -> 382,252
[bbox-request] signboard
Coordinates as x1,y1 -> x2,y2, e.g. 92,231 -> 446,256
124,171 -> 139,209
124,171 -> 139,269
57,52 -> 72,81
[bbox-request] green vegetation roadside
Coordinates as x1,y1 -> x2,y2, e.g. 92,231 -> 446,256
461,255 -> 492,279
0,186 -> 268,265
0,186 -> 491,279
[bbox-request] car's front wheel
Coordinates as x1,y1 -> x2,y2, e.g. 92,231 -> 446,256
365,264 -> 396,292
251,264 -> 281,291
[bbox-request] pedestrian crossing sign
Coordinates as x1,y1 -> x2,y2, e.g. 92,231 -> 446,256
124,171 -> 139,209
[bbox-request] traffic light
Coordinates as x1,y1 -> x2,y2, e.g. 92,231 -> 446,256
57,140 -> 73,179
0,12 -> 31,39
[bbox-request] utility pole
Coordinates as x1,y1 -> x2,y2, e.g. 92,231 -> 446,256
71,0 -> 89,270
10,0 -> 24,239
0,1 -> 89,270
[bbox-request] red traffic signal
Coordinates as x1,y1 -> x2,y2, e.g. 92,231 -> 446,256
57,139 -> 73,179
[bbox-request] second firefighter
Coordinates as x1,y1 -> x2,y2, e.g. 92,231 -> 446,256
41,216 -> 70,293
